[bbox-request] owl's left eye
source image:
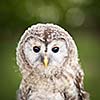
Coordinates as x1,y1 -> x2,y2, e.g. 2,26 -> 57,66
33,46 -> 40,53
52,47 -> 59,53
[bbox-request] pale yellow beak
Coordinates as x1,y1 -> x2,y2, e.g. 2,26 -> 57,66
43,56 -> 48,68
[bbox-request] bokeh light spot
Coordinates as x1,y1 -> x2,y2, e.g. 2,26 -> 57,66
65,8 -> 85,27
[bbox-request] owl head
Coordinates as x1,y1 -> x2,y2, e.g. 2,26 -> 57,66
16,24 -> 78,78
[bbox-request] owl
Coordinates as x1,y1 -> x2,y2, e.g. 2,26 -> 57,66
16,23 -> 89,100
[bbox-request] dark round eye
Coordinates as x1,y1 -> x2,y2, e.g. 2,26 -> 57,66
52,47 -> 59,53
33,46 -> 40,53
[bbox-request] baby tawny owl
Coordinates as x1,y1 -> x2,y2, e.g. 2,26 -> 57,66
16,23 -> 89,100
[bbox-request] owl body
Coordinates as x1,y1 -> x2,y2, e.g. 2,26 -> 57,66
16,23 -> 89,100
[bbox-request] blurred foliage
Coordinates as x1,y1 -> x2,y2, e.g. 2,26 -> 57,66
0,0 -> 100,100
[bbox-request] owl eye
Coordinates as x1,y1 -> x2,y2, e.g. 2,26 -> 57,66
33,46 -> 40,53
52,47 -> 59,53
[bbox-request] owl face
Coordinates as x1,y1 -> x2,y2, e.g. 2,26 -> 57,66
23,37 -> 68,72
17,23 -> 78,77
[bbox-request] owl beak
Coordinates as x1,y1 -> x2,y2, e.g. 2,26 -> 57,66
43,56 -> 49,68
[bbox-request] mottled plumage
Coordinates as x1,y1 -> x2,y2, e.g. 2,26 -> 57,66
16,23 -> 89,100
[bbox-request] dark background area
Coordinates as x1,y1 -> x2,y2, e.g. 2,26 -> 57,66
0,0 -> 100,100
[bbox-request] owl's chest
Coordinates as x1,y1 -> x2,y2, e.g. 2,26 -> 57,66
27,77 -> 66,100
28,75 -> 73,93
24,75 -> 77,100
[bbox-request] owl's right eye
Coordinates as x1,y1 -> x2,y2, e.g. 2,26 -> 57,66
33,46 -> 40,53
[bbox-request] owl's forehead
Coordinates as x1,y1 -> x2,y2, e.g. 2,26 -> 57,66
27,26 -> 65,43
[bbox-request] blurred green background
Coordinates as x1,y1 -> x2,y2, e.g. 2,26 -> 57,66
0,0 -> 100,100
